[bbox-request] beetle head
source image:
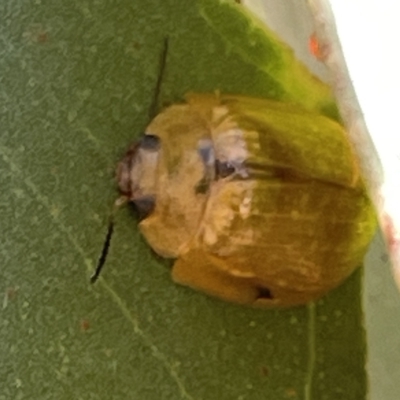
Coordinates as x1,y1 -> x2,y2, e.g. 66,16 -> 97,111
117,134 -> 160,219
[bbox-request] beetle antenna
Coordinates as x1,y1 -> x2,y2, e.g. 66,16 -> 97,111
91,38 -> 168,284
90,219 -> 114,283
90,197 -> 127,284
148,36 -> 169,121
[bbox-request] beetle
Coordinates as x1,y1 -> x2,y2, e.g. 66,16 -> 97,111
106,92 -> 375,307
91,39 -> 375,307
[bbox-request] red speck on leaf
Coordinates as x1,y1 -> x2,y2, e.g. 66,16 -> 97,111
285,387 -> 298,398
383,212 -> 400,252
6,287 -> 18,299
37,31 -> 48,43
23,25 -> 49,44
80,319 -> 90,332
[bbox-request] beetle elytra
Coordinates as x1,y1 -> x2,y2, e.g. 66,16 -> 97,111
115,92 -> 375,307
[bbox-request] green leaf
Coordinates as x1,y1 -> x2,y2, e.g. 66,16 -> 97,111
198,0 -> 340,121
0,1 -> 365,399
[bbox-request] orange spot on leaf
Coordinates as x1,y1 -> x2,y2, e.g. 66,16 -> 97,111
309,32 -> 324,61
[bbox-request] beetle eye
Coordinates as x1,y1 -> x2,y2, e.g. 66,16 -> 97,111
133,195 -> 156,220
140,134 -> 160,151
215,160 -> 236,178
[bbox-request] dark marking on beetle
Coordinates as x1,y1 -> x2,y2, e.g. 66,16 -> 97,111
196,139 -> 215,194
197,139 -> 214,166
133,195 -> 156,219
140,134 -> 161,151
256,286 -> 274,300
216,160 -> 236,178
195,177 -> 210,194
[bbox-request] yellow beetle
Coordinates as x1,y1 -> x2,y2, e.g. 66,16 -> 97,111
115,93 -> 376,307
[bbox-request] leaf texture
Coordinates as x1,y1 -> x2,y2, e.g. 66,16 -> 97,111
0,0 -> 366,399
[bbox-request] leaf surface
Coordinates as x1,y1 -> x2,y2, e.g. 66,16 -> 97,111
0,1 -> 365,399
